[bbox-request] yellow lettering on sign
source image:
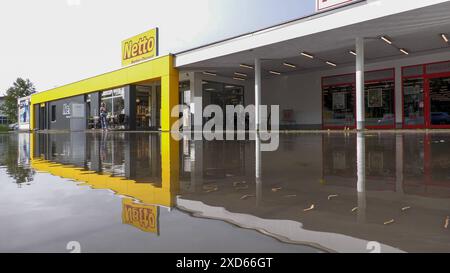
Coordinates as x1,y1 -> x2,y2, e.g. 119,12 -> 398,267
121,28 -> 158,66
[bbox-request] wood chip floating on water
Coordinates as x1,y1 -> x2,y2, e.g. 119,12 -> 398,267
271,187 -> 282,192
284,194 -> 297,198
401,206 -> 411,212
351,207 -> 358,212
203,184 -> 219,192
233,181 -> 247,187
205,187 -> 219,193
384,219 -> 395,225
303,205 -> 315,212
445,216 -> 449,229
240,194 -> 255,200
328,194 -> 338,200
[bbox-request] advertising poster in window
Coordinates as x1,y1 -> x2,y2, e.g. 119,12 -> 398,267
18,98 -> 30,124
63,103 -> 71,116
368,88 -> 383,108
332,93 -> 346,110
18,96 -> 31,130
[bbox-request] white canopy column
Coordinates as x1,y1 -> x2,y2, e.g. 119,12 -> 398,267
255,58 -> 262,131
356,37 -> 365,131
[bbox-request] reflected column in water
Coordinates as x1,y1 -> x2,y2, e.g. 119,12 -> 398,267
395,134 -> 404,195
255,133 -> 262,206
357,132 -> 366,223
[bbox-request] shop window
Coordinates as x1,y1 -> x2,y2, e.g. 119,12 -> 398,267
51,105 -> 56,122
402,60 -> 450,128
365,80 -> 395,127
322,69 -> 395,128
322,83 -> 355,128
101,87 -> 125,129
203,81 -> 244,107
403,78 -> 425,126
430,77 -> 450,125
203,81 -> 245,127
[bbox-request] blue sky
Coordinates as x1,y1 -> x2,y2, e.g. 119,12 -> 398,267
0,0 -> 315,92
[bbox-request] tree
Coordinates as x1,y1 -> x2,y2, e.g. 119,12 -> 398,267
0,78 -> 36,123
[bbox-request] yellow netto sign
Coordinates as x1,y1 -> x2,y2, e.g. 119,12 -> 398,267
121,28 -> 158,66
122,199 -> 159,234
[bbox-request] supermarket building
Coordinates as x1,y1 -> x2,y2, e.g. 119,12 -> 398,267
25,0 -> 450,132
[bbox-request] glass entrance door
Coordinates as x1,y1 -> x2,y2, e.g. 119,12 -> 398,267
136,85 -> 152,130
429,76 -> 450,128
403,78 -> 426,128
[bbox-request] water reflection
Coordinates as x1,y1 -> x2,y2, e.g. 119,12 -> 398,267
1,131 -> 450,253
31,132 -> 179,208
357,132 -> 366,223
0,133 -> 35,187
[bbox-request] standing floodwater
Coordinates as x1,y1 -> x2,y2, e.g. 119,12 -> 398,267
0,132 -> 449,253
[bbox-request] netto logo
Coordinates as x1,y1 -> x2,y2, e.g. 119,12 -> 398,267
122,36 -> 155,61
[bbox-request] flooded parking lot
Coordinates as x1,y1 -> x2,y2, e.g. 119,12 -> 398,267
0,132 -> 449,253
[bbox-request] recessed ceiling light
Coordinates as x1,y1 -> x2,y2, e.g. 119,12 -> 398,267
300,52 -> 314,59
234,72 -> 247,77
239,64 -> 254,69
233,77 -> 246,81
203,71 -> 217,76
225,85 -> 236,88
381,36 -> 393,45
399,48 -> 409,55
283,62 -> 297,68
269,70 -> 281,75
326,61 -> 337,67
349,50 -> 357,56
441,33 -> 449,43
205,88 -> 215,91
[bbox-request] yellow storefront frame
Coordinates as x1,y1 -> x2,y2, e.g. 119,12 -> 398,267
30,54 -> 179,132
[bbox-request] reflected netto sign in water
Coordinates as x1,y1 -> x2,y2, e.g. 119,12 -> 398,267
121,28 -> 158,66
122,199 -> 159,234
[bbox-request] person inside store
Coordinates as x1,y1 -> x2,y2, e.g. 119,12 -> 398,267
100,102 -> 109,130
